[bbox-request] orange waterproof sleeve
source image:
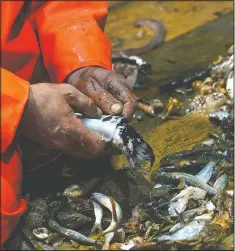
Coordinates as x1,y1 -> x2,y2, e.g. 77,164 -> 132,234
28,1 -> 112,83
1,68 -> 30,152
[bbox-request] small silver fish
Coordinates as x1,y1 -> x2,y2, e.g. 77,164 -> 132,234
48,219 -> 97,246
90,200 -> 103,235
79,115 -> 155,169
159,161 -> 228,195
169,213 -> 213,234
92,193 -> 123,234
158,219 -> 206,242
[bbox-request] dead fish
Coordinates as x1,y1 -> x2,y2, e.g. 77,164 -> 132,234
168,186 -> 207,217
56,210 -> 92,229
32,227 -> 49,240
158,161 -> 227,195
48,218 -> 97,246
79,114 -> 155,169
169,213 -> 213,234
92,193 -> 123,234
90,200 -> 103,235
158,219 -> 207,242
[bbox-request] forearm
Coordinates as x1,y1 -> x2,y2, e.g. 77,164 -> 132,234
28,1 -> 112,82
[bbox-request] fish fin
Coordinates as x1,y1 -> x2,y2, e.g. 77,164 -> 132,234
90,223 -> 102,236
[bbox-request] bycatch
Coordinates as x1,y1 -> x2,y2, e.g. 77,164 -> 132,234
78,114 -> 155,169
90,200 -> 103,235
92,192 -> 123,234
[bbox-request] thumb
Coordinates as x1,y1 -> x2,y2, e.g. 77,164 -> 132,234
64,85 -> 101,118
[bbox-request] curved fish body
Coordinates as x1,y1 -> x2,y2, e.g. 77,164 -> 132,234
112,18 -> 166,56
48,219 -> 97,246
80,115 -> 155,169
90,200 -> 103,235
169,213 -> 213,234
159,171 -> 216,195
158,220 -> 206,242
92,193 -> 123,234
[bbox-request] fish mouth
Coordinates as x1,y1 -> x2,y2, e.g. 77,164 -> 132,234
115,120 -> 155,169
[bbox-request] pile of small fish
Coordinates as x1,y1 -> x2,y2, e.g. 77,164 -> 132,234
9,46 -> 233,250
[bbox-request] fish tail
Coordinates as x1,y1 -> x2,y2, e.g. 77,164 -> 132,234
118,123 -> 155,168
90,223 -> 102,236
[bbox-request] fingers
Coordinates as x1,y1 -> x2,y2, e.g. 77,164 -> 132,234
63,84 -> 101,118
59,115 -> 108,158
75,77 -> 123,115
92,69 -> 137,120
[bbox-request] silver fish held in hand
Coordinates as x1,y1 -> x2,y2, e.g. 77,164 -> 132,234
79,115 -> 155,169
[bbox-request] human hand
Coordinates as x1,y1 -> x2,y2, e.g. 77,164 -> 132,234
67,67 -> 137,120
18,83 -> 106,158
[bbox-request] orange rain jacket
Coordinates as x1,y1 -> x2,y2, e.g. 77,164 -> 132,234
1,1 -> 112,245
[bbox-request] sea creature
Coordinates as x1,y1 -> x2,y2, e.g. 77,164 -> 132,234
90,200 -> 103,235
56,210 -> 92,229
79,114 -> 155,169
48,218 -> 98,246
168,186 -> 207,217
112,19 -> 166,57
32,227 -> 49,240
158,161 -> 228,195
157,216 -> 210,242
136,98 -> 163,116
92,193 -> 123,234
169,213 -> 213,234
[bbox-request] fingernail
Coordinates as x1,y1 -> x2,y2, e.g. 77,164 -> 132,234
111,103 -> 122,114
